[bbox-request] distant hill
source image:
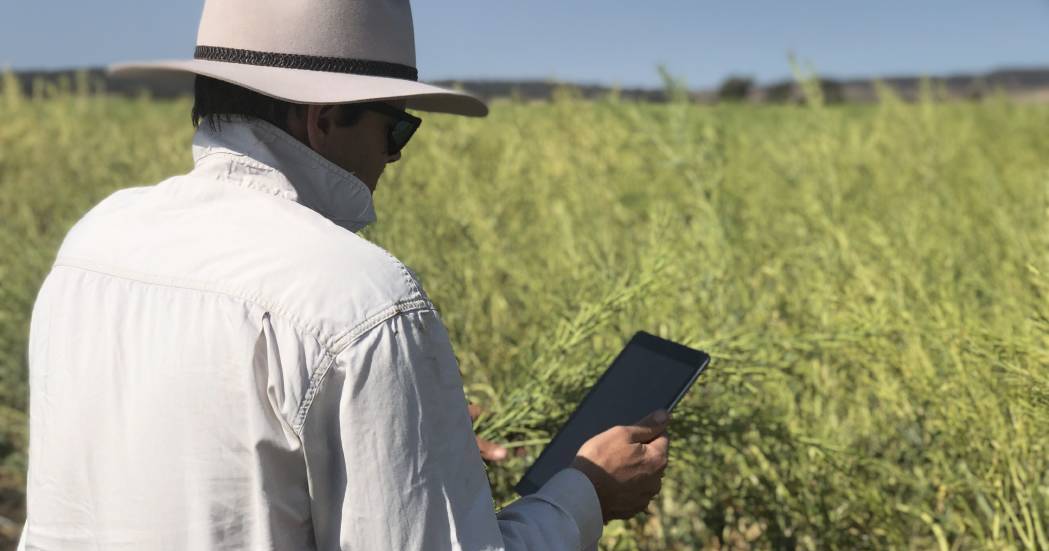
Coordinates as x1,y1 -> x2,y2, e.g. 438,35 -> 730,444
751,68 -> 1049,103
9,66 -> 1049,104
8,68 -> 673,102
11,68 -> 192,99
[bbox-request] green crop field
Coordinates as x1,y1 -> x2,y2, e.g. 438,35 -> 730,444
1,73 -> 1048,549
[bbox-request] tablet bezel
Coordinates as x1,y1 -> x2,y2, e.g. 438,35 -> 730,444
513,331 -> 710,496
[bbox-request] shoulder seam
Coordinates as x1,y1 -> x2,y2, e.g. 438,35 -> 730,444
292,300 -> 436,434
53,258 -> 336,350
372,245 -> 428,302
53,259 -> 438,436
54,256 -> 433,350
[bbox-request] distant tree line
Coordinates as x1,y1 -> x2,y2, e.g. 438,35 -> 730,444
8,66 -> 1049,105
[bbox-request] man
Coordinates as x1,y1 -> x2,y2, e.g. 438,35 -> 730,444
19,1 -> 671,549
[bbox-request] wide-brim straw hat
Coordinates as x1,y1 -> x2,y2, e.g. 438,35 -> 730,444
109,0 -> 487,117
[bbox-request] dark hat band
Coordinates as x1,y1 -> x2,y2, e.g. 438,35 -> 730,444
194,45 -> 418,81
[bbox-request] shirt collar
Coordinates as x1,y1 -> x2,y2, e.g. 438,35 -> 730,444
190,117 -> 377,232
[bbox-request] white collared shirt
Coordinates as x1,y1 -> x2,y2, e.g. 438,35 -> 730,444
19,118 -> 602,550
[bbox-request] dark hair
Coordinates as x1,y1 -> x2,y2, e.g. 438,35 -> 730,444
191,75 -> 365,131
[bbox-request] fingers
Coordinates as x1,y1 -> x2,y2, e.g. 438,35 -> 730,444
640,438 -> 669,489
468,403 -> 482,422
476,435 -> 508,462
469,403 -> 506,462
625,410 -> 670,443
645,434 -> 670,463
638,409 -> 669,427
578,412 -> 673,525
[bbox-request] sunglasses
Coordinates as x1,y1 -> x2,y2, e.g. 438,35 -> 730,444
361,102 -> 422,155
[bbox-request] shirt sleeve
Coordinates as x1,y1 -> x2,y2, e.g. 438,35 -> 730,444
299,307 -> 603,550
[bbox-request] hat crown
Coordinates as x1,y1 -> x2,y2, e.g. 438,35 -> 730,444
196,0 -> 416,69
109,0 -> 487,116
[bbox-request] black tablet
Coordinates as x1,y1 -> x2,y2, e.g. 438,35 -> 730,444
514,331 -> 710,495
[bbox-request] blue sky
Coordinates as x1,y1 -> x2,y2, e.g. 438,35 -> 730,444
2,1 -> 1047,89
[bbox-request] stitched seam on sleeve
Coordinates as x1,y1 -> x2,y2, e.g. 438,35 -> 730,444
54,258 -> 436,437
53,261 -> 342,434
328,298 -> 433,354
293,301 -> 436,435
292,349 -> 336,434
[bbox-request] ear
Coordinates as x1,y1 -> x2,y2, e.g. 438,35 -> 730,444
304,104 -> 340,153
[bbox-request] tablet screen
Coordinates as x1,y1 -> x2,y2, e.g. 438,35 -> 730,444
515,332 -> 708,495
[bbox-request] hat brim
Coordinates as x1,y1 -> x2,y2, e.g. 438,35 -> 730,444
109,59 -> 488,117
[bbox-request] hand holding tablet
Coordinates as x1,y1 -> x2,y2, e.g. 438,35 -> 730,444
570,409 -> 673,522
514,332 -> 709,521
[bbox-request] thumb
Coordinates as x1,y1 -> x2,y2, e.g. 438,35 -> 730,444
626,409 -> 670,443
